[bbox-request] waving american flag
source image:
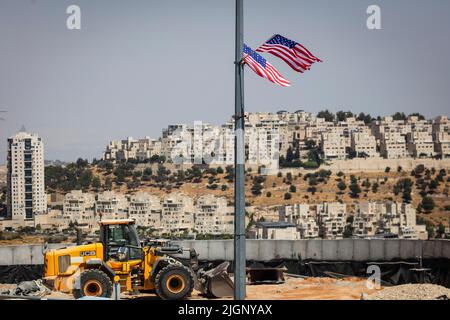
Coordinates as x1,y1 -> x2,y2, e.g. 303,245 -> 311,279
256,34 -> 322,73
243,44 -> 290,87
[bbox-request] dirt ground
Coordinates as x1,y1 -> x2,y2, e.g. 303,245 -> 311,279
0,276 -> 381,300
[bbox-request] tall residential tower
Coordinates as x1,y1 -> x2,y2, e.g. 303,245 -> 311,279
7,131 -> 46,220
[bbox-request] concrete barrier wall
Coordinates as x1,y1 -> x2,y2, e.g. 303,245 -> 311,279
177,239 -> 450,262
0,244 -> 70,266
1,240 -> 449,265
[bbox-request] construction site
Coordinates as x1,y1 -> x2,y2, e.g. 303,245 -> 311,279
1,226 -> 449,300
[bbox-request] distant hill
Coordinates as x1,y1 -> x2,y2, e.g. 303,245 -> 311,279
44,161 -> 450,230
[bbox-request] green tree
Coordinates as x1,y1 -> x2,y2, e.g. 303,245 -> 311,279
104,177 -> 113,191
349,182 -> 361,198
79,169 -> 93,190
317,110 -> 335,122
336,110 -> 354,122
408,113 -> 425,121
372,182 -> 379,193
356,112 -> 373,125
436,223 -> 446,238
92,176 -> 101,189
143,167 -> 153,176
305,139 -> 316,150
421,196 -> 435,213
343,225 -> 353,238
392,112 -> 407,121
76,158 -> 89,168
337,181 -> 347,194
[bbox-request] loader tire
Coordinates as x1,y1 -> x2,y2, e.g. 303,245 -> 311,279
73,269 -> 113,299
155,264 -> 194,300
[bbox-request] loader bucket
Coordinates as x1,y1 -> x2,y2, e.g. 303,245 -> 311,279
196,261 -> 234,298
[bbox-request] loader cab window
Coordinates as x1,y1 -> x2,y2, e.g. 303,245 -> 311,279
104,224 -> 142,261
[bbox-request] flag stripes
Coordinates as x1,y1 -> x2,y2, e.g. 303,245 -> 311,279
243,44 -> 290,87
256,34 -> 322,73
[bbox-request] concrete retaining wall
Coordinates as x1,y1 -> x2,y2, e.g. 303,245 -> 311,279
1,240 -> 449,265
280,158 -> 450,174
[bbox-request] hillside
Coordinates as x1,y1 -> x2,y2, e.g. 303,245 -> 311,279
44,161 -> 450,230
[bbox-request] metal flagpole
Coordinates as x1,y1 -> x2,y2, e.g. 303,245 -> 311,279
234,0 -> 246,300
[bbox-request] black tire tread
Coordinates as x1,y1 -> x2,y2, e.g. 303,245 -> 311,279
73,269 -> 113,299
155,264 -> 194,300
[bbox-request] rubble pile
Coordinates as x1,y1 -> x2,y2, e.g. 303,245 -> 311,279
367,284 -> 450,300
0,280 -> 51,297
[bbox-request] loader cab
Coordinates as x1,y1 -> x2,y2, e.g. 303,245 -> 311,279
99,219 -> 143,262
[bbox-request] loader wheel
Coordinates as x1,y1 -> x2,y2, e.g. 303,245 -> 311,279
73,269 -> 113,299
155,264 -> 194,300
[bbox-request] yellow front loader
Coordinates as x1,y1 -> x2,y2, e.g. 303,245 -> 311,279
42,219 -> 233,300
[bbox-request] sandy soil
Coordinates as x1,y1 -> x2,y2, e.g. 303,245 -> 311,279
0,276 -> 380,300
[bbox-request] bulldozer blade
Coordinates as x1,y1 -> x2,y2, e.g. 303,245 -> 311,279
196,261 -> 234,298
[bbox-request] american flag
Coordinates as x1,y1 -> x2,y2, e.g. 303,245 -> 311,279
256,34 -> 322,73
243,44 -> 290,87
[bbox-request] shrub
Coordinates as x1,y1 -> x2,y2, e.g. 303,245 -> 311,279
337,181 -> 347,193
421,196 -> 435,213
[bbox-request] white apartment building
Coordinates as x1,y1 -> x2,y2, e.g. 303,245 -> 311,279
433,116 -> 450,158
316,202 -> 347,239
102,112 -> 449,166
161,123 -> 221,165
7,131 -> 46,220
161,193 -> 195,233
128,192 -> 162,229
95,191 -> 128,220
279,203 -> 319,238
371,117 -> 411,140
216,124 -> 235,165
246,125 -> 280,170
280,202 -> 346,239
350,129 -> 378,158
379,130 -> 408,159
352,202 -> 425,239
34,209 -> 71,232
352,202 -> 387,237
321,131 -> 347,160
195,195 -> 233,235
103,137 -> 161,162
255,221 -> 300,240
305,118 -> 335,145
407,126 -> 434,158
63,190 -> 95,223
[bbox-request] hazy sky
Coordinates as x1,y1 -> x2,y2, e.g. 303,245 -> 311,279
1,0 -> 450,163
